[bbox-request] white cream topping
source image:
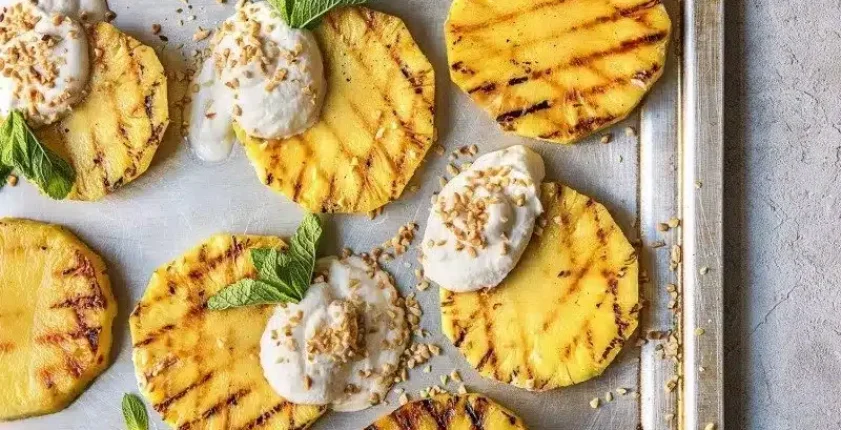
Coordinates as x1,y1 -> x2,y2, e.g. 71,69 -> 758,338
188,2 -> 326,162
260,256 -> 408,412
0,1 -> 90,126
422,145 -> 545,292
0,0 -> 113,23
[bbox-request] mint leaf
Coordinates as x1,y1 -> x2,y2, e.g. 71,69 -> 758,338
0,164 -> 11,191
276,0 -> 367,29
122,394 -> 148,430
208,214 -> 323,310
208,279 -> 300,310
0,111 -> 75,199
269,0 -> 295,22
286,214 -> 322,298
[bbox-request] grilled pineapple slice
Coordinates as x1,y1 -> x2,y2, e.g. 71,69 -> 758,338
0,219 -> 115,420
441,183 -> 639,390
446,0 -> 671,144
36,22 -> 169,201
365,394 -> 526,430
129,234 -> 325,430
238,6 -> 436,213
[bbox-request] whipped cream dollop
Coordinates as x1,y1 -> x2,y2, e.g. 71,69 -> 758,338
422,145 -> 545,292
0,0 -> 91,126
188,1 -> 326,162
260,256 -> 408,412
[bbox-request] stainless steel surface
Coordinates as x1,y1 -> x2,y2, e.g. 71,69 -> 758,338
638,0 -> 682,427
681,0 -> 724,429
0,0 -> 720,429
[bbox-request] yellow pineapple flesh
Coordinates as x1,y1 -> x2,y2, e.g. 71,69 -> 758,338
0,218 -> 116,420
129,234 -> 325,430
446,0 -> 671,144
365,394 -> 527,430
36,22 -> 169,201
440,183 -> 639,390
238,6 -> 436,213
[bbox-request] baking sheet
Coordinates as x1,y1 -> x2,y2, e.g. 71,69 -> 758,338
0,0 -> 721,428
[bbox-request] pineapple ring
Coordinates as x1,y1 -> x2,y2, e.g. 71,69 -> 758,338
445,0 -> 671,144
440,183 -> 639,390
36,22 -> 169,201
129,234 -> 325,430
366,394 -> 527,430
237,6 -> 436,214
0,218 -> 116,420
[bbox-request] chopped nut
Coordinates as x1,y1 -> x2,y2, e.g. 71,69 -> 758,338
589,398 -> 600,409
667,217 -> 681,228
624,126 -> 637,137
151,23 -> 162,35
399,393 -> 409,405
616,387 -> 628,395
700,266 -> 710,275
604,391 -> 613,402
193,28 -> 211,41
704,424 -> 716,430
657,223 -> 670,232
457,384 -> 467,395
7,175 -> 18,187
600,134 -> 612,144
695,328 -> 706,336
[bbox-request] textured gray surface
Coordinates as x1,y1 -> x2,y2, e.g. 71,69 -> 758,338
723,1 -> 841,429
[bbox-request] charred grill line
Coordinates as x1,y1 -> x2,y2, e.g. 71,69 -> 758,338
234,401 -> 292,430
450,0 -> 569,34
177,389 -> 252,430
420,399 -> 450,430
451,0 -> 661,53
154,372 -> 213,413
468,82 -> 497,94
354,8 -> 435,106
51,294 -> 106,310
133,323 -> 175,347
469,30 -> 667,131
464,399 -> 485,429
496,100 -> 551,123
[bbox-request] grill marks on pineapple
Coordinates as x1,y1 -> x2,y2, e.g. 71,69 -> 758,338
440,184 -> 639,390
446,0 -> 671,143
130,235 -> 325,430
242,7 -> 435,214
35,23 -> 169,201
367,394 -> 526,430
0,220 -> 115,420
37,249 -> 108,378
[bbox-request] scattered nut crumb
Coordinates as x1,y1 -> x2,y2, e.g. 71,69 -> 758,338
151,23 -> 162,35
625,126 -> 637,137
7,175 -> 18,187
589,398 -> 600,409
600,134 -> 612,144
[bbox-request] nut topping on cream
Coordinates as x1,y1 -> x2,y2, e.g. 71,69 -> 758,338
422,145 -> 545,292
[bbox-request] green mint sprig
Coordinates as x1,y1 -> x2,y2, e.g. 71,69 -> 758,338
0,110 -> 75,199
122,393 -> 149,430
208,214 -> 323,310
269,0 -> 368,29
